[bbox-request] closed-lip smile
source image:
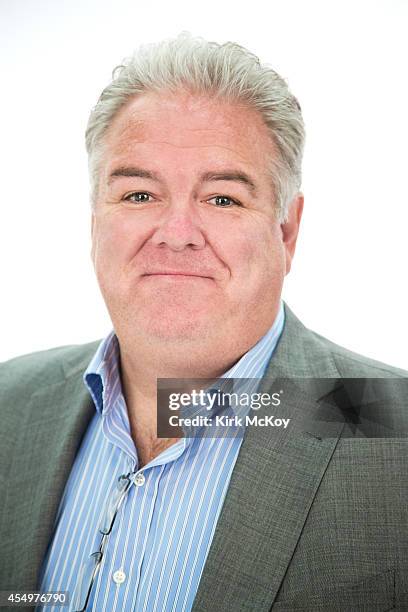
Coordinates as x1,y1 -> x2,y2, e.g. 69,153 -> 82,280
142,271 -> 213,279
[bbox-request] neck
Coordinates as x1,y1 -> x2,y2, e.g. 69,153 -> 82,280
119,341 -> 245,415
118,338 -> 248,465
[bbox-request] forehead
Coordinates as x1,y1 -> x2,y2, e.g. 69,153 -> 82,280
102,91 -> 275,177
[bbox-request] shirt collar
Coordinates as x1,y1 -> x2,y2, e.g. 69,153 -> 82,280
83,331 -> 120,415
84,301 -> 285,416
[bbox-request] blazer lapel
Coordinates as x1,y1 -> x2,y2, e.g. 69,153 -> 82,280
2,360 -> 95,591
192,304 -> 345,612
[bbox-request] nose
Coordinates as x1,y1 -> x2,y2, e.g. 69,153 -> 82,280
151,203 -> 206,251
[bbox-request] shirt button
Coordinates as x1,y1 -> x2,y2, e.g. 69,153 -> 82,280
134,472 -> 145,487
113,569 -> 126,584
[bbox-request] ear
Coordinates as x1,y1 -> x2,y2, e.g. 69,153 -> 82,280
281,193 -> 304,275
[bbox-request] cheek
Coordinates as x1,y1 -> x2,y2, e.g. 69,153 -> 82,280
220,223 -> 284,279
93,214 -> 148,269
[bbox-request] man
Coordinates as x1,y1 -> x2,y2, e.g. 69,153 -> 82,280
1,34 -> 407,612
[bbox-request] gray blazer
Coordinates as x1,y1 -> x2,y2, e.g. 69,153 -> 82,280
1,304 -> 407,611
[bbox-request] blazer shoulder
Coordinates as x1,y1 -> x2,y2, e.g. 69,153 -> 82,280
279,305 -> 408,380
0,340 -> 101,392
310,330 -> 408,379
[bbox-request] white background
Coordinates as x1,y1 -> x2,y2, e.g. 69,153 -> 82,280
1,0 -> 407,368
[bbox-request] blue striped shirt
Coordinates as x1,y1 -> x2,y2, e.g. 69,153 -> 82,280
38,302 -> 285,611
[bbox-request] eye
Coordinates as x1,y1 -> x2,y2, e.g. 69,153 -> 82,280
123,192 -> 152,203
208,195 -> 241,207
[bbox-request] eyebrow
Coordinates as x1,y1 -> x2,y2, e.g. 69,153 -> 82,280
108,167 -> 160,184
108,166 -> 257,194
200,171 -> 257,195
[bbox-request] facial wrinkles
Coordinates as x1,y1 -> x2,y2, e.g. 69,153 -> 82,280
106,99 -> 265,153
134,244 -> 230,281
107,136 -> 255,167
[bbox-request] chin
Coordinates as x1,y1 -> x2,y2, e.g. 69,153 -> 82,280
145,314 -> 210,343
112,301 -> 212,344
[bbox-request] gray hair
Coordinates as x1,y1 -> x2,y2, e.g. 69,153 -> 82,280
85,33 -> 305,221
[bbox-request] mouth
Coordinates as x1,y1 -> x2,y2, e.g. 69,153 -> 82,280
142,274 -> 213,284
142,272 -> 213,280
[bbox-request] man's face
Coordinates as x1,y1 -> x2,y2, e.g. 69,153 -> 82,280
91,91 -> 303,353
